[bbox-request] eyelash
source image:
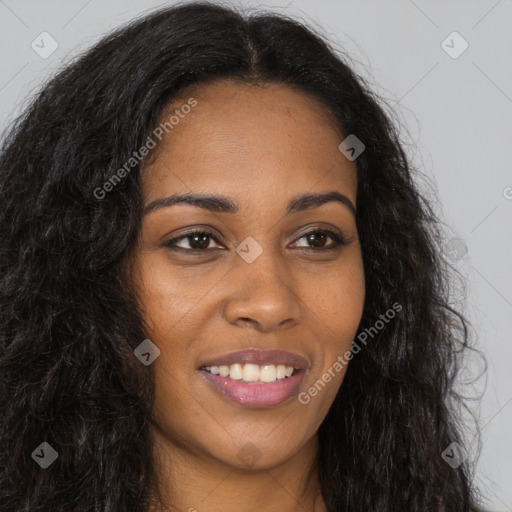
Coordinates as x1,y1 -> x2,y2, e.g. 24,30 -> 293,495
163,228 -> 349,253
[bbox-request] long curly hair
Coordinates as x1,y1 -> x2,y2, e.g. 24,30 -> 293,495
0,2 -> 485,510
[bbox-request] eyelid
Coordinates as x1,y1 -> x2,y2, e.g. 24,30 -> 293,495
162,227 -> 226,251
163,224 -> 349,252
290,228 -> 349,250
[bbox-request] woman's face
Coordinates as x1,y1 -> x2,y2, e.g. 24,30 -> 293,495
131,79 -> 365,470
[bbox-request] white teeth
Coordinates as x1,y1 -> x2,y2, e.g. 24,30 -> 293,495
242,363 -> 260,382
276,365 -> 286,379
260,365 -> 276,382
203,363 -> 296,383
229,363 -> 243,380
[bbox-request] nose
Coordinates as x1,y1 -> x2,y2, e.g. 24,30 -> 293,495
222,254 -> 301,332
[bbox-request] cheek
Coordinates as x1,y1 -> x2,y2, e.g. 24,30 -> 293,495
135,253 -> 207,335
333,265 -> 365,339
305,256 -> 365,340
300,256 -> 365,397
137,262 -> 207,441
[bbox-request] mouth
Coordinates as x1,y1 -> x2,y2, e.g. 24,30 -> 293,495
197,349 -> 309,408
200,362 -> 299,382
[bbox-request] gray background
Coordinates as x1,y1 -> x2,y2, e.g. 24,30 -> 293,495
0,0 -> 510,510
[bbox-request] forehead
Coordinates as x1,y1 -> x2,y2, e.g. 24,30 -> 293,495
142,80 -> 357,202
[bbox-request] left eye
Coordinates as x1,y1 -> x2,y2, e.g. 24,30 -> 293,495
293,229 -> 348,250
163,229 -> 348,252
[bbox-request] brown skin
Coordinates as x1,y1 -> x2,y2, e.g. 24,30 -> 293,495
129,79 -> 365,512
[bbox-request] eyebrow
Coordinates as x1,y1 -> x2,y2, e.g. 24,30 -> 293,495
143,190 -> 356,217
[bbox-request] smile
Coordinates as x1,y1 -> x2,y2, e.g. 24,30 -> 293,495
200,363 -> 297,383
198,349 -> 310,408
199,366 -> 307,408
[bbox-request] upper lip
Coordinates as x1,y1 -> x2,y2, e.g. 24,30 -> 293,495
198,349 -> 310,370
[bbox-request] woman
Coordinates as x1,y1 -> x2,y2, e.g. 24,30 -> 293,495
0,2 -> 484,511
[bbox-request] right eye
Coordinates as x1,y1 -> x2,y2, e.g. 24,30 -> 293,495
163,230 -> 224,252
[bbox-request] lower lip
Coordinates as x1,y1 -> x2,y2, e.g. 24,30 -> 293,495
200,369 -> 306,408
